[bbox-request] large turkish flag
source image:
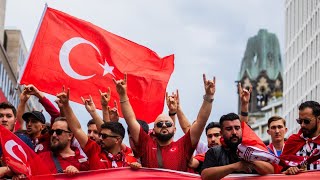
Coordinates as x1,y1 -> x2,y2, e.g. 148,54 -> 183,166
19,7 -> 174,123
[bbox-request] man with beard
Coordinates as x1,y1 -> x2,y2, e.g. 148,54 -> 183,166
201,113 -> 274,180
281,101 -> 320,175
17,84 -> 60,153
38,117 -> 89,175
266,116 -> 287,156
113,73 -> 215,172
55,88 -> 139,170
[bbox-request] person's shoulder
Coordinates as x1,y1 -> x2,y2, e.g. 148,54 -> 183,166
206,146 -> 223,155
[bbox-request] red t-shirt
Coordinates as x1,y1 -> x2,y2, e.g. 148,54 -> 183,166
135,127 -> 195,172
83,139 -> 134,170
38,147 -> 89,174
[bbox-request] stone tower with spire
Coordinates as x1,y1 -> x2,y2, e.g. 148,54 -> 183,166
238,29 -> 283,124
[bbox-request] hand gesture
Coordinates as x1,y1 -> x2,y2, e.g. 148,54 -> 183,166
109,100 -> 119,122
112,73 -> 127,96
81,95 -> 96,114
24,84 -> 42,98
238,83 -> 252,105
19,88 -> 30,103
166,90 -> 179,113
99,88 -> 111,107
203,74 -> 216,96
55,86 -> 70,108
63,165 -> 79,176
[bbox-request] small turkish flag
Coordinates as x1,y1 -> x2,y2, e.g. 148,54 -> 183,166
19,6 -> 174,123
0,125 -> 52,178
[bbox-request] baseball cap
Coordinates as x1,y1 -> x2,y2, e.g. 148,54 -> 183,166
22,111 -> 46,124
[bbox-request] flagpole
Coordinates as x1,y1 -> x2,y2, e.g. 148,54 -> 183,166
17,3 -> 48,84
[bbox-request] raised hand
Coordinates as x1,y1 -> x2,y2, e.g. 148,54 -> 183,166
166,90 -> 179,113
81,95 -> 96,114
99,88 -> 111,107
109,100 -> 119,122
19,88 -> 30,103
203,74 -> 216,96
55,86 -> 70,107
24,84 -> 42,98
112,73 -> 127,96
238,83 -> 252,105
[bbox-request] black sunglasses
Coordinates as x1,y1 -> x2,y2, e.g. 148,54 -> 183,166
99,133 -> 119,139
296,118 -> 311,125
156,121 -> 173,128
49,129 -> 71,135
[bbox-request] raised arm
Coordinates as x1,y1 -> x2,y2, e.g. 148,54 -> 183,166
56,87 -> 88,148
16,88 -> 30,130
189,74 -> 215,147
113,74 -> 140,143
26,84 -> 60,124
100,89 -> 111,122
238,83 -> 251,124
81,95 -> 104,132
167,90 -> 191,134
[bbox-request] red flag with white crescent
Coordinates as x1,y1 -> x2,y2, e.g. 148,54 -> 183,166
0,125 -> 52,178
19,6 -> 174,123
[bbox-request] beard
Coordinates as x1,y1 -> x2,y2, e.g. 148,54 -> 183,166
224,135 -> 242,150
154,131 -> 174,142
301,124 -> 317,138
50,138 -> 68,152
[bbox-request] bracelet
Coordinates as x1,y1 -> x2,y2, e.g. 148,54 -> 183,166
169,112 -> 177,116
120,98 -> 129,103
203,95 -> 214,103
240,111 -> 248,116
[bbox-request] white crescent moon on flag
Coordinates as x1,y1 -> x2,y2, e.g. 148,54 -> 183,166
59,37 -> 101,80
4,140 -> 28,163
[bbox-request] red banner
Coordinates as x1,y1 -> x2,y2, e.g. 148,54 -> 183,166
32,168 -> 320,180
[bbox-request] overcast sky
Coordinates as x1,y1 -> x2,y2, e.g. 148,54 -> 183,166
4,0 -> 285,142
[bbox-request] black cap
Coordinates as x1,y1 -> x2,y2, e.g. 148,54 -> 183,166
22,111 -> 46,124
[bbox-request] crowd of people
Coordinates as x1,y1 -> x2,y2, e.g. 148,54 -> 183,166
0,73 -> 319,179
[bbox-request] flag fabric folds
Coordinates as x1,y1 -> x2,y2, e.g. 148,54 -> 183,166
0,125 -> 51,178
19,6 -> 174,123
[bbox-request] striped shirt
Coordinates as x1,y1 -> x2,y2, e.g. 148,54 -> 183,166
296,135 -> 320,170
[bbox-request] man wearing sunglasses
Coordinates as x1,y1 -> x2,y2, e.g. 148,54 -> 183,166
281,101 -> 320,175
38,117 -> 89,175
17,84 -> 60,153
113,73 -> 215,172
55,88 -> 139,170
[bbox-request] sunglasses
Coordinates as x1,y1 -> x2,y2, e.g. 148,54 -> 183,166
49,129 -> 71,135
99,133 -> 119,139
296,118 -> 311,125
156,121 -> 173,128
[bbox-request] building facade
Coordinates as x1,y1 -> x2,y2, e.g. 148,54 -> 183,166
1,0 -> 40,110
283,0 -> 320,136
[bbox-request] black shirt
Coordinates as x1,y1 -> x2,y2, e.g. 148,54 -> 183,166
201,146 -> 239,173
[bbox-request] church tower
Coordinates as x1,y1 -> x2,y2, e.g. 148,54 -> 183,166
238,29 -> 283,124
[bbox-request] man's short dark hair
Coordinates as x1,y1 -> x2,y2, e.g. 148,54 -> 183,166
87,119 -> 95,127
299,101 -> 320,117
205,122 -> 220,134
101,122 -> 125,139
54,117 -> 71,131
219,113 -> 240,127
0,102 -> 17,117
267,116 -> 286,128
127,120 -> 149,134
